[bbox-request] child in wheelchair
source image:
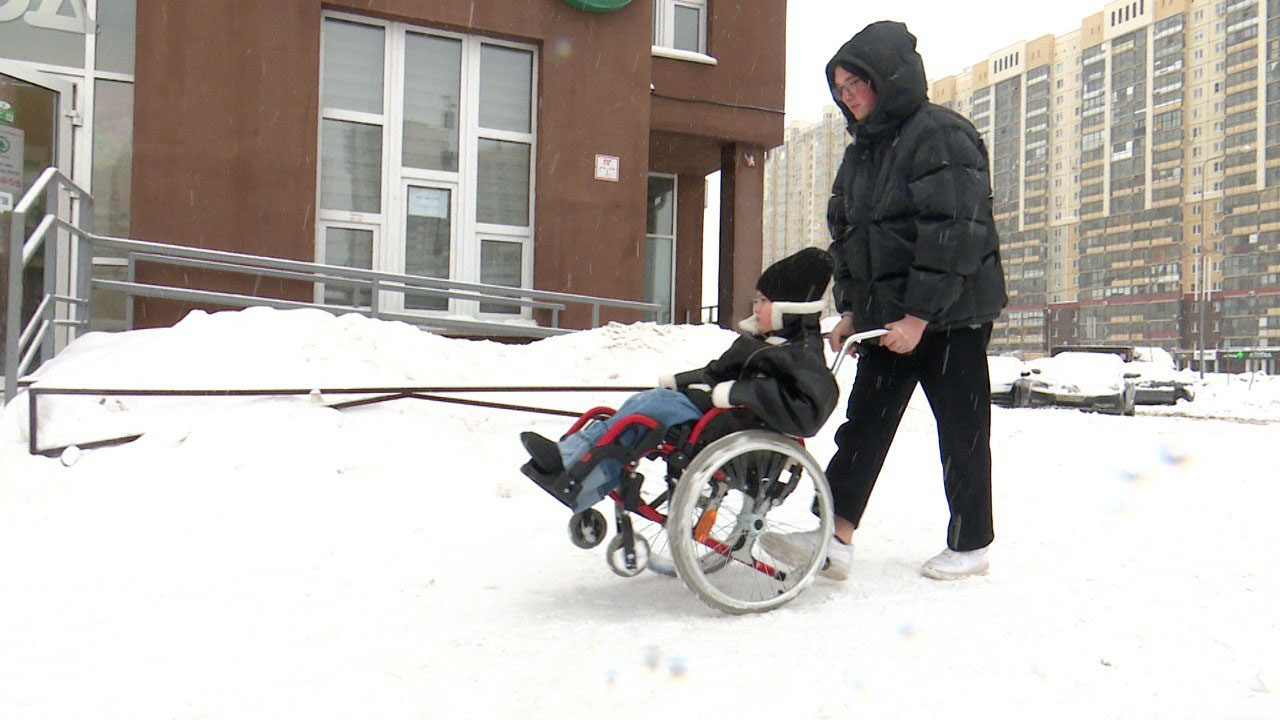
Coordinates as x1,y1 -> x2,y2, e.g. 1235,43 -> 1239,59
519,247 -> 839,514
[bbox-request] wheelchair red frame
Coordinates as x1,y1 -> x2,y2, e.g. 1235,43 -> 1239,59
564,404 -> 796,581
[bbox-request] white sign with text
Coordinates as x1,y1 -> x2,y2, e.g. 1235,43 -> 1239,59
0,0 -> 89,34
0,124 -> 25,206
594,154 -> 619,182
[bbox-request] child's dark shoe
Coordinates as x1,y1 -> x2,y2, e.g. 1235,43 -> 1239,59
520,432 -> 564,474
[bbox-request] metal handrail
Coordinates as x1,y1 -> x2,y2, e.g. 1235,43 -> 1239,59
13,167 -> 87,214
23,214 -> 90,265
93,279 -> 567,338
5,165 -> 666,402
125,252 -> 569,315
6,166 -> 92,402
95,235 -> 658,312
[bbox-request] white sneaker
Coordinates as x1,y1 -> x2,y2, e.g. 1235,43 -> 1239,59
920,546 -> 990,580
759,529 -> 853,581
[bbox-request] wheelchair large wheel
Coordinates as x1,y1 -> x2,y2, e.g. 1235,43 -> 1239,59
629,467 -> 728,578
668,430 -> 833,614
630,468 -> 679,576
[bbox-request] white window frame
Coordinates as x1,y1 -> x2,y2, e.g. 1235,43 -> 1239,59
316,11 -> 537,321
653,0 -> 709,57
316,219 -> 380,309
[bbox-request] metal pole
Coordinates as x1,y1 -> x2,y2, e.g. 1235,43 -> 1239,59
27,387 -> 38,456
1196,157 -> 1213,380
1198,254 -> 1207,380
5,207 -> 27,403
1195,253 -> 1202,379
77,194 -> 95,341
125,253 -> 136,329
41,183 -> 59,361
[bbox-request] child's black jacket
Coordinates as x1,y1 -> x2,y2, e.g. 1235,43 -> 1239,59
668,313 -> 838,438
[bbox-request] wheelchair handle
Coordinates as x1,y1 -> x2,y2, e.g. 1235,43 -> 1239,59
830,329 -> 890,374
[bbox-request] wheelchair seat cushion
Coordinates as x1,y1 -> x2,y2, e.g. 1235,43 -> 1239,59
685,408 -> 768,455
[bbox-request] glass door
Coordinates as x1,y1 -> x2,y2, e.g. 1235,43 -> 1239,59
1,61 -> 75,371
402,183 -> 455,313
645,174 -> 677,323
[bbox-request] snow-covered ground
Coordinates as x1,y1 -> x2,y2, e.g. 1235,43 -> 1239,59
1,307 -> 1278,719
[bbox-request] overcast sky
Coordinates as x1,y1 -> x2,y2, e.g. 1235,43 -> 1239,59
783,0 -> 1113,123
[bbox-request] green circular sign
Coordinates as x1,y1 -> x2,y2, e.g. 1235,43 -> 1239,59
0,137 -> 9,154
560,0 -> 632,12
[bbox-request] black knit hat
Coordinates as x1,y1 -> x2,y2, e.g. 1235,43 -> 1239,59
756,247 -> 834,304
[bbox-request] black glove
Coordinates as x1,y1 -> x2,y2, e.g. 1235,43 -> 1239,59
681,384 -> 714,414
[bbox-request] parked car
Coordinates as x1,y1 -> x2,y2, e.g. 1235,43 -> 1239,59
1124,361 -> 1197,405
1023,351 -> 1137,416
988,355 -> 1031,407
1132,346 -> 1176,367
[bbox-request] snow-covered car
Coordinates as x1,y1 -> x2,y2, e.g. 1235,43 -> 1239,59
1132,346 -> 1176,366
987,355 -> 1030,407
1124,361 -> 1197,405
1023,351 -> 1137,416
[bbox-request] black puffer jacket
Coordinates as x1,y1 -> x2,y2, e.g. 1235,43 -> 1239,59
669,313 -> 837,438
826,21 -> 1007,332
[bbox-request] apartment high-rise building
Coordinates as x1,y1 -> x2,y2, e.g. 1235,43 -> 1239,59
765,0 -> 1280,371
762,106 -> 847,314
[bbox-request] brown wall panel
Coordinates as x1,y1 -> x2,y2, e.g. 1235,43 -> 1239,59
649,0 -> 785,149
132,0 -> 322,325
673,173 -> 705,323
719,143 -> 764,327
130,0 -> 782,330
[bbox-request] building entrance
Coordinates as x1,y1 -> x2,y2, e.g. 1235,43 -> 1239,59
1,62 -> 75,373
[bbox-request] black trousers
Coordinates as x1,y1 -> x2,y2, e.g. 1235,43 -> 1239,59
827,324 -> 995,552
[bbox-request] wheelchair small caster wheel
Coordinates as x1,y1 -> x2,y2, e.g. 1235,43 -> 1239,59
568,509 -> 608,549
606,535 -> 650,578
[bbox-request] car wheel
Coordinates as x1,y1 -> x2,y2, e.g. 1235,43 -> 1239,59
1013,380 -> 1032,408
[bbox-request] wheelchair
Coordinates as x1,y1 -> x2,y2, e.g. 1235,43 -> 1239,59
525,405 -> 834,615
520,332 -> 885,615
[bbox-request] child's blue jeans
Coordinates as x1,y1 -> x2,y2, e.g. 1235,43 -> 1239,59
556,388 -> 703,512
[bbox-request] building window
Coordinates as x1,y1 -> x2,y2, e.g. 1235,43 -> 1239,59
654,0 -> 708,54
317,14 -> 536,319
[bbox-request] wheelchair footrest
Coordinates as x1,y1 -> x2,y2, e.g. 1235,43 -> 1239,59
520,461 -> 582,510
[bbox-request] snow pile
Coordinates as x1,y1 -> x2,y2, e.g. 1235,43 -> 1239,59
2,308 -> 1278,719
5,308 -> 732,450
1142,372 -> 1280,423
986,354 -> 1026,392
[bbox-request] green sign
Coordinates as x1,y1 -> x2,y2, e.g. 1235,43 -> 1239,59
0,137 -> 8,154
0,101 -> 13,125
560,0 -> 633,12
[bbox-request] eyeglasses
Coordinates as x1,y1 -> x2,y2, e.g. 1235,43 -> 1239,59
834,76 -> 868,97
